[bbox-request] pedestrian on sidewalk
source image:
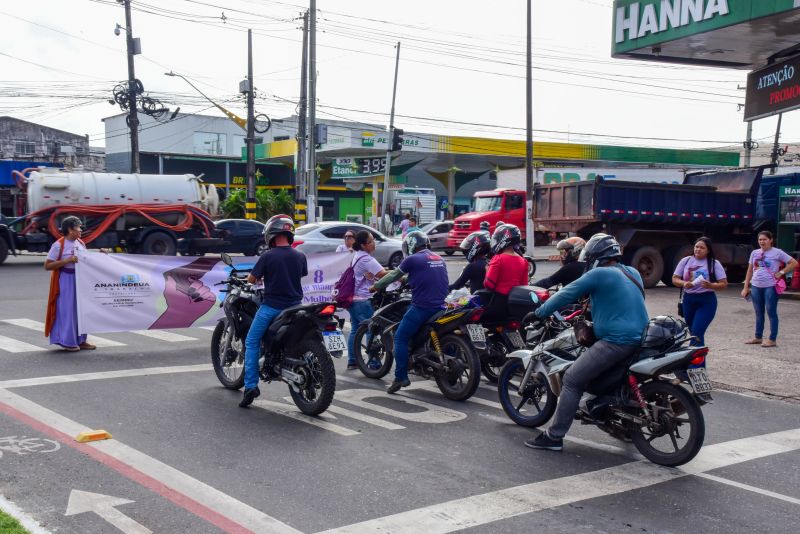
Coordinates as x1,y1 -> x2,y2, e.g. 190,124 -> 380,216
345,230 -> 387,370
671,237 -> 727,352
44,216 -> 95,352
741,231 -> 798,348
399,213 -> 411,238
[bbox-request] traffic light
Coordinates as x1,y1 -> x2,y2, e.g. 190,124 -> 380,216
391,128 -> 404,152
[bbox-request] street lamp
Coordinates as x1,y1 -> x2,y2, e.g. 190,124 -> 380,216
165,71 -> 247,130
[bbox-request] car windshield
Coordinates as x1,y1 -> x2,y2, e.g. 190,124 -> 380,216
419,223 -> 437,233
295,224 -> 320,236
474,196 -> 502,212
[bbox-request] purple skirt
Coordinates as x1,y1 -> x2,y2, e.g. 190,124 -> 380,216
49,270 -> 87,348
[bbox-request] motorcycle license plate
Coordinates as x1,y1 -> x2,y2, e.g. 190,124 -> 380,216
687,368 -> 713,394
323,332 -> 347,352
466,324 -> 486,343
506,330 -> 524,349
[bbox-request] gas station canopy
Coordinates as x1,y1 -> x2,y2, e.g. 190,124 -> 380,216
612,1 -> 800,69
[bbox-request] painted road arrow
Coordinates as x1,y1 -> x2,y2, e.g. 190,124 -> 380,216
65,490 -> 151,534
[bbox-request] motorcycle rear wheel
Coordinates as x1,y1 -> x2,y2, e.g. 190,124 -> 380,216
628,381 -> 705,467
497,357 -> 556,427
287,339 -> 336,416
354,322 -> 394,379
210,319 -> 245,390
434,334 -> 481,401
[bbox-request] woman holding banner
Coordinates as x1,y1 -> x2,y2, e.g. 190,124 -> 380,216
44,216 -> 95,352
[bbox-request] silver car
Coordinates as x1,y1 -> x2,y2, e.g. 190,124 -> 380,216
419,220 -> 455,255
294,222 -> 405,269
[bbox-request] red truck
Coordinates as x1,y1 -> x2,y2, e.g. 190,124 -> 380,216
447,189 -> 532,250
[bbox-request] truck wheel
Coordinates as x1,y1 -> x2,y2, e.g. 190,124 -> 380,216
0,237 -> 8,265
628,246 -> 663,289
140,231 -> 177,256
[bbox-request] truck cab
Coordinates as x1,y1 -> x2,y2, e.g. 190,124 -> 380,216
447,189 -> 525,249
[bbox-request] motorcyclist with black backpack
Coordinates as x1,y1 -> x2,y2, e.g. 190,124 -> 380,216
525,233 -> 648,451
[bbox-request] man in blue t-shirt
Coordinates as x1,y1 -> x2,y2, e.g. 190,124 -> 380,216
372,230 -> 449,393
239,215 -> 308,408
524,233 -> 648,452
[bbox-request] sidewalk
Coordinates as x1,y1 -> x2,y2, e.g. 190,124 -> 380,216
645,285 -> 800,403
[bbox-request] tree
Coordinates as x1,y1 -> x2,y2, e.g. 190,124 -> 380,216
220,188 -> 294,221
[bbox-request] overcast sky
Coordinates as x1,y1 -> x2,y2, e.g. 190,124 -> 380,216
1,0 -> 796,161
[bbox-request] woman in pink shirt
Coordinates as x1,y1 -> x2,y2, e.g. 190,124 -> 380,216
741,231 -> 798,347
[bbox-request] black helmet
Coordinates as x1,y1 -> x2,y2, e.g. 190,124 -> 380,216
641,315 -> 690,350
263,214 -> 295,248
490,223 -> 521,255
479,221 -> 490,232
556,237 -> 586,264
460,231 -> 490,262
402,230 -> 430,256
579,233 -> 622,272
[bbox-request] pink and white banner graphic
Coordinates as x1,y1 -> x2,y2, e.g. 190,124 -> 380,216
75,251 -> 351,333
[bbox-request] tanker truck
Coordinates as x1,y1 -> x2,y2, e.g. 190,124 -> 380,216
0,168 -> 222,264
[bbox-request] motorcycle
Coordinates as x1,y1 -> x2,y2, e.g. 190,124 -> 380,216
472,286 -> 551,382
210,253 -> 345,415
352,285 -> 485,401
498,315 -> 708,467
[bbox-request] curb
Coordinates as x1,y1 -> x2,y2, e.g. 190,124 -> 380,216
0,494 -> 50,534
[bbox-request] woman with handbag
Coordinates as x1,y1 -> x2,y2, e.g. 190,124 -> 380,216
346,230 -> 387,369
671,237 -> 727,347
741,231 -> 798,348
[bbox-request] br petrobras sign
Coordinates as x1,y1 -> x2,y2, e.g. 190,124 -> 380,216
744,54 -> 800,121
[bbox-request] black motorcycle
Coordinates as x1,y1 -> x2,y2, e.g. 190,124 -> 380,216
210,253 -> 344,415
352,285 -> 484,401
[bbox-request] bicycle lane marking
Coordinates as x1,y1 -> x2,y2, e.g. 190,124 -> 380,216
318,427 -> 800,534
0,387 -> 301,534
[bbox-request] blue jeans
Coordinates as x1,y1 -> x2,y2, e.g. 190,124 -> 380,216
393,305 -> 441,382
244,304 -> 284,390
682,292 -> 717,358
347,300 -> 374,365
750,286 -> 779,341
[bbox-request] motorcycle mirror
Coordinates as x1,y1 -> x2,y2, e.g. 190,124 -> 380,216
220,253 -> 233,266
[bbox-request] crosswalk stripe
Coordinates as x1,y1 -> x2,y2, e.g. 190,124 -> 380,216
1,318 -> 125,347
0,334 -> 47,353
131,330 -> 197,342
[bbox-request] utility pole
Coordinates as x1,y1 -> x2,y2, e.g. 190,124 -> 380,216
295,10 -> 309,223
744,120 -> 753,167
380,42 -> 401,233
770,113 -> 783,175
123,0 -> 140,173
244,29 -> 257,220
524,0 -> 535,251
307,0 -> 318,223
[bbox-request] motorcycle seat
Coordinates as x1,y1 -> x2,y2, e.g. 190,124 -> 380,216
424,310 -> 448,325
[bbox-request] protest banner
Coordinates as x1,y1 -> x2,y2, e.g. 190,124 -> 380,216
75,251 -> 351,333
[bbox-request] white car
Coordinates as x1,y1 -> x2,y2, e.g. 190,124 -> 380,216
294,222 -> 405,269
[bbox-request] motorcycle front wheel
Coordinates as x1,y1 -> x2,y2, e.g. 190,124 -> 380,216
628,381 -> 705,467
287,339 -> 336,416
210,319 -> 245,390
497,357 -> 556,427
354,322 -> 394,379
435,333 -> 481,401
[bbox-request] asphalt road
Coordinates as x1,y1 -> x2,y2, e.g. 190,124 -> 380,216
1,254 -> 799,534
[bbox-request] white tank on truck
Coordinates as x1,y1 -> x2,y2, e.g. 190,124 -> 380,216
25,168 -> 219,216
